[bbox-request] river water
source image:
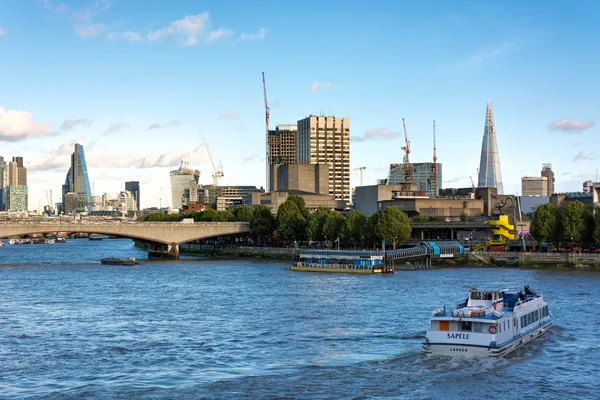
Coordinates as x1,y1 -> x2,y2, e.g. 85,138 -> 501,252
1,239 -> 599,399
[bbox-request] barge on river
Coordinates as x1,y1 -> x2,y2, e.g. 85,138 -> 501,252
292,250 -> 383,274
101,257 -> 138,266
423,286 -> 552,357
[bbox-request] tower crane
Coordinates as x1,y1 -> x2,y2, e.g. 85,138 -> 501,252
401,118 -> 413,191
199,126 -> 224,187
354,166 -> 366,186
432,120 -> 437,198
262,72 -> 270,190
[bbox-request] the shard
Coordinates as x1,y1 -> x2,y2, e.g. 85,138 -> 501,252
477,101 -> 503,194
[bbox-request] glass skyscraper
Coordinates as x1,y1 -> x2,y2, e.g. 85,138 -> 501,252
477,102 -> 503,194
62,143 -> 93,214
125,181 -> 140,211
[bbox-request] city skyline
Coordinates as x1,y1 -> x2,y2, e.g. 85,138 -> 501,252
0,0 -> 599,209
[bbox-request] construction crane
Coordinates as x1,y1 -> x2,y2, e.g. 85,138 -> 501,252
470,176 -> 475,189
45,189 -> 52,207
401,118 -> 413,190
199,126 -> 224,187
432,120 -> 437,198
262,72 -> 270,190
354,166 -> 366,186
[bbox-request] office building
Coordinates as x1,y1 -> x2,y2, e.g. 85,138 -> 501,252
267,124 -> 298,192
387,162 -> 442,198
198,185 -> 264,210
541,164 -> 555,196
297,115 -> 350,204
0,156 -> 6,210
477,102 -> 503,194
170,159 -> 200,209
270,163 -> 329,194
125,181 -> 140,210
521,176 -> 548,197
6,156 -> 28,211
62,143 -> 93,214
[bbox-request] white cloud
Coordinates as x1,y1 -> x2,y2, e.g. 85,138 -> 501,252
551,119 -> 595,132
0,107 -> 50,142
60,118 -> 93,131
240,28 -> 267,41
74,22 -> 105,38
88,145 -> 211,169
573,151 -> 596,162
206,28 -> 233,44
0,26 -> 6,37
104,122 -> 130,135
219,112 -> 242,120
444,42 -> 516,72
309,81 -> 335,92
107,31 -> 142,42
147,120 -> 179,130
147,13 -> 211,46
351,128 -> 399,142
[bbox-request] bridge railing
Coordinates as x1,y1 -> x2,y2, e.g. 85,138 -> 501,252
0,219 -> 251,226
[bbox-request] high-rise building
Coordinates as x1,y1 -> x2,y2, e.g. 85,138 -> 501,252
267,124 -> 298,192
62,143 -> 93,214
387,162 -> 442,198
521,176 -> 548,196
477,102 -> 503,194
170,159 -> 200,209
297,115 -> 350,204
6,156 -> 28,211
0,156 -> 6,211
125,181 -> 140,211
541,164 -> 555,196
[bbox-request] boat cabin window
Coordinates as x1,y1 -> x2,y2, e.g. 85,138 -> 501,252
461,321 -> 472,331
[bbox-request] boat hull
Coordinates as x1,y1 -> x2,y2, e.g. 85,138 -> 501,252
423,320 -> 552,358
290,266 -> 381,274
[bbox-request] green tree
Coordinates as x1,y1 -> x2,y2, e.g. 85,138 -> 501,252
200,209 -> 218,221
251,205 -> 276,240
377,207 -> 411,249
274,199 -> 307,242
306,207 -> 332,242
343,210 -> 367,247
593,211 -> 600,247
230,205 -> 254,222
562,201 -> 587,246
213,211 -> 236,222
530,203 -> 557,244
364,211 -> 382,248
286,195 -> 309,219
323,212 -> 345,245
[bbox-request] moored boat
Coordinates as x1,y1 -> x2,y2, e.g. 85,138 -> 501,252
423,286 -> 552,357
101,257 -> 138,265
291,250 -> 383,274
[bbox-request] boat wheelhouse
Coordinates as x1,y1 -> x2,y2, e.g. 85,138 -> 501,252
423,286 -> 552,357
292,250 -> 383,274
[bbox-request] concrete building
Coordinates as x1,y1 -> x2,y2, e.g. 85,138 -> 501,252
216,196 -> 243,211
298,115 -> 350,205
270,163 -> 329,194
477,102 -> 503,193
6,156 -> 28,211
200,185 -> 264,210
379,197 -> 484,218
521,176 -> 548,196
267,124 -> 298,192
125,181 -> 140,211
541,164 -> 555,196
170,159 -> 200,209
354,185 -> 404,217
387,162 -> 442,198
252,190 -> 346,214
0,156 -> 6,211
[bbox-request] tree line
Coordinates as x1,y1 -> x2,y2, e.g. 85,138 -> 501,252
530,200 -> 600,247
140,195 -> 412,248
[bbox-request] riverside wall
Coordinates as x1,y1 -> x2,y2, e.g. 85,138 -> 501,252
179,243 -> 296,260
469,252 -> 600,269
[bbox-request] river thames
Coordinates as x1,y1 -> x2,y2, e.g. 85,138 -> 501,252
1,239 -> 599,399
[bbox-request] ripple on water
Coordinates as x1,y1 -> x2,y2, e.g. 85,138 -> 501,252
1,240 -> 599,399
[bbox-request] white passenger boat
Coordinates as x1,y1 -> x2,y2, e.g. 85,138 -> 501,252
423,286 -> 552,357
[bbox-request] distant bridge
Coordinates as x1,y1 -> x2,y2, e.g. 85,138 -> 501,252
0,221 -> 250,259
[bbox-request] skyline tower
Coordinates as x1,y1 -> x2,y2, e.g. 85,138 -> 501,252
477,102 -> 503,194
62,143 -> 93,214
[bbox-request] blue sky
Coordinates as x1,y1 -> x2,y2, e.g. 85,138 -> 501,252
0,0 -> 598,209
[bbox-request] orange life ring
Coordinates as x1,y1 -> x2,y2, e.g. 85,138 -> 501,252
488,325 -> 498,334
492,301 -> 497,310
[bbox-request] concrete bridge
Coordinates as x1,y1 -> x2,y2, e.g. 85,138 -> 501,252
0,221 -> 251,259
